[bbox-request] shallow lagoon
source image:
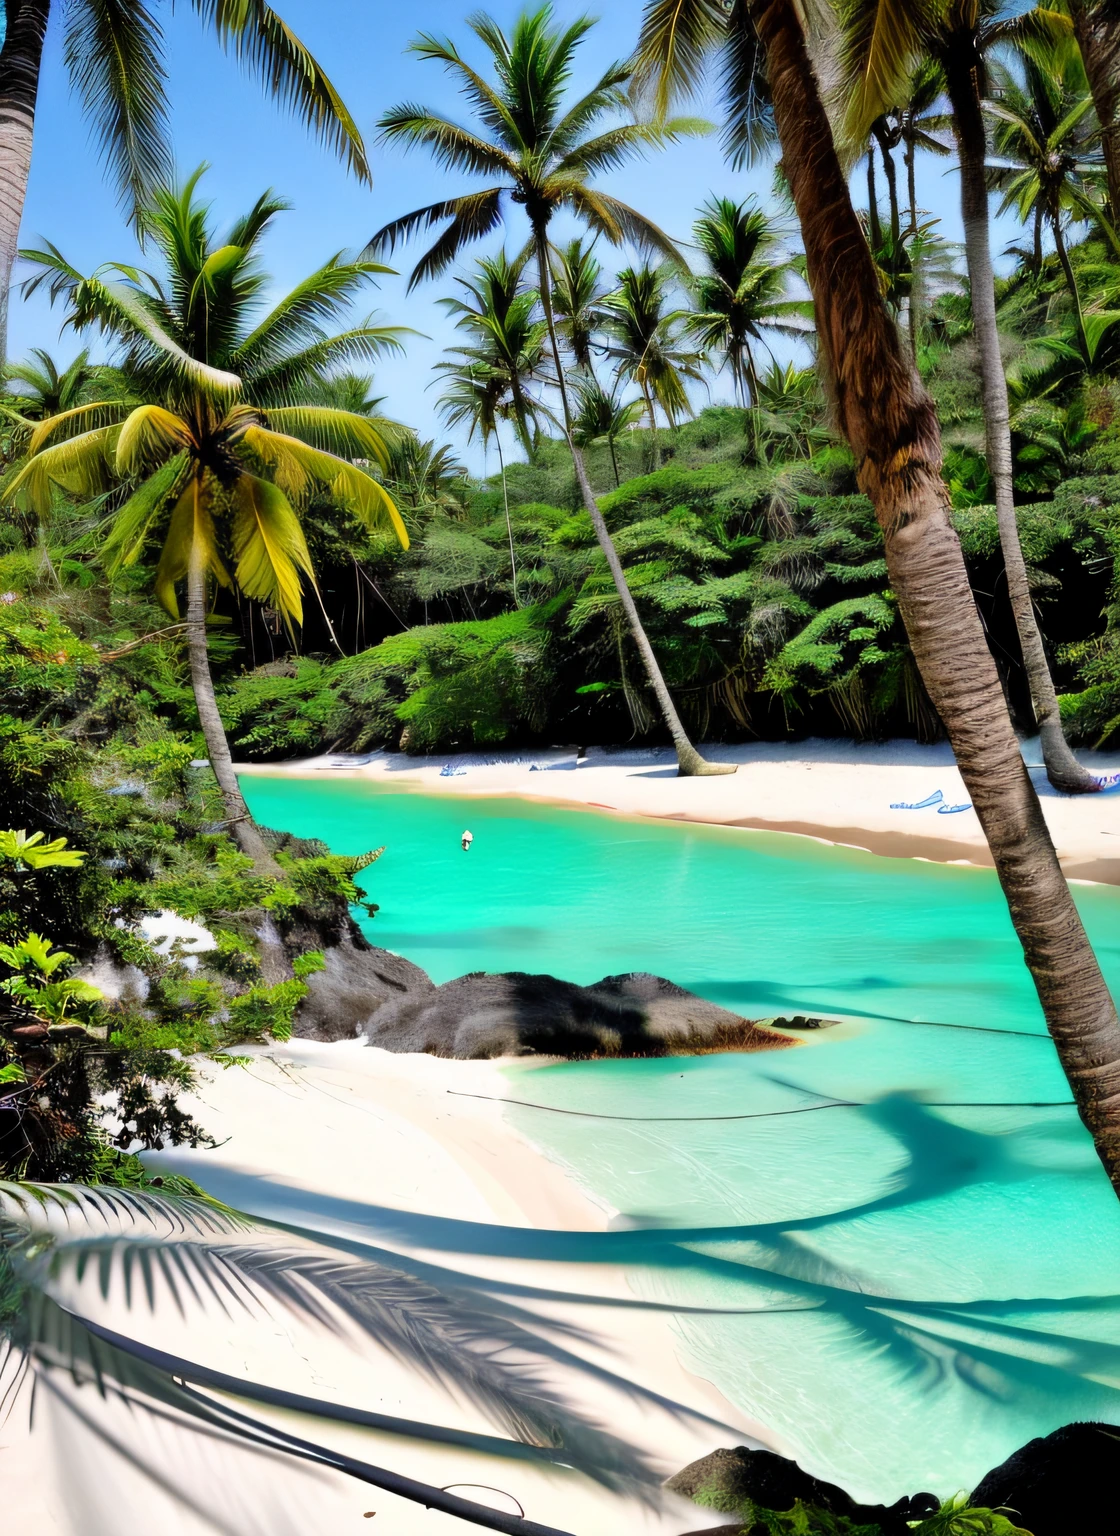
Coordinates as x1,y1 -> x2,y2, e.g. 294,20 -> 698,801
243,775 -> 1120,1501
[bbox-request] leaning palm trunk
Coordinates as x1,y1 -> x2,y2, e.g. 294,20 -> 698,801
533,239 -> 733,777
495,435 -> 520,607
946,64 -> 1097,795
1070,0 -> 1120,221
186,546 -> 282,878
751,0 -> 1120,1192
0,0 -> 50,364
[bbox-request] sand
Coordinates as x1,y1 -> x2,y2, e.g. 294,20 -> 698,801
6,1044 -> 771,1535
237,735 -> 1120,885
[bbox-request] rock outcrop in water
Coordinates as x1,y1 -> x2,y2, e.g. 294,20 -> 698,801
348,969 -> 792,1058
668,1448 -> 937,1535
969,1421 -> 1114,1535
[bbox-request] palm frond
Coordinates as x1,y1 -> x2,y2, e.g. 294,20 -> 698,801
115,402 -> 192,473
101,452 -> 191,572
260,405 -> 398,468
244,326 -> 414,407
27,399 -> 130,454
720,0 -> 775,170
240,425 -> 409,547
1,424 -> 122,519
232,257 -> 397,374
153,475 -> 229,615
192,0 -> 370,183
558,186 -> 686,265
62,0 -> 173,217
632,0 -> 728,116
839,0 -> 931,145
230,474 -> 315,627
376,105 -> 518,179
552,117 -> 710,178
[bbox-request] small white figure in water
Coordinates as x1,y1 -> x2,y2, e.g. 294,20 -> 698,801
461,829 -> 474,851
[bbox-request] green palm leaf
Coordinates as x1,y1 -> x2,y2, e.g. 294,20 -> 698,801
230,474 -> 315,627
1,423 -> 122,519
101,451 -> 191,572
631,0 -> 728,117
261,405 -> 398,467
153,476 -> 229,616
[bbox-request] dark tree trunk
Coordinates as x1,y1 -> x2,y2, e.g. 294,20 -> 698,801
749,0 -> 1120,1193
186,543 -> 282,878
0,0 -> 51,364
945,51 -> 1097,794
533,238 -> 733,776
495,434 -> 519,606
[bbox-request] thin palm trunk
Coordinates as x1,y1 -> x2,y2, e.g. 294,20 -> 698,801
533,237 -> 732,776
0,0 -> 51,364
946,60 -> 1097,794
641,376 -> 661,469
186,541 -> 282,878
495,434 -> 519,607
866,146 -> 882,248
905,135 -> 918,357
905,133 -> 918,235
1070,0 -> 1120,221
875,124 -> 901,247
1051,209 -> 1091,365
751,0 -> 1120,1193
1032,203 -> 1044,274
608,433 -> 621,488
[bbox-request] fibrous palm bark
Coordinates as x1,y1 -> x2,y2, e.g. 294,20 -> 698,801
748,0 -> 1120,1191
0,0 -> 50,363
946,56 -> 1098,793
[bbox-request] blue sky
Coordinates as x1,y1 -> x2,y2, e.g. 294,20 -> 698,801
13,0 -> 1023,470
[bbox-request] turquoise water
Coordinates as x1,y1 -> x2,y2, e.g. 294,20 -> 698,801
243,775 -> 1120,1502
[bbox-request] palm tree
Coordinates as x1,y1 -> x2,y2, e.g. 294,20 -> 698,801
367,5 -> 733,776
686,195 -> 806,443
550,239 -> 606,371
0,0 -> 368,365
1067,0 -> 1120,220
634,0 -> 1120,1193
571,375 -> 644,487
839,0 -> 1099,794
436,252 -> 549,607
987,54 -> 1107,365
0,1181 -> 649,1534
597,262 -> 705,465
3,171 -> 409,878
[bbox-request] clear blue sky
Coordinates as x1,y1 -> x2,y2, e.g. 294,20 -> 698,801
13,0 -> 1023,470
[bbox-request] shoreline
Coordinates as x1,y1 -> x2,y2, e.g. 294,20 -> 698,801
8,1044 -> 773,1535
237,737 -> 1120,885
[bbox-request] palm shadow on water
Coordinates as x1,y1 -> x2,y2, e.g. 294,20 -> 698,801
175,1095 -> 1120,1435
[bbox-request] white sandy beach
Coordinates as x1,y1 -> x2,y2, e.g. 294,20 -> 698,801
238,736 -> 1120,885
7,1044 -> 774,1536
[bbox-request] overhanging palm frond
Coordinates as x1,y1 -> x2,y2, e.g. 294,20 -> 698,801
247,326 -> 415,406
559,186 -> 686,264
232,257 -> 398,372
101,452 -> 191,572
376,105 -> 519,178
240,425 -> 409,547
115,402 -> 192,473
153,476 -> 229,615
839,0 -> 930,145
62,0 -> 173,217
260,405 -> 398,467
191,0 -> 370,184
230,474 -> 315,627
552,117 -> 710,177
27,399 -> 130,454
631,0 -> 729,116
1,423 -> 122,519
720,0 -> 775,169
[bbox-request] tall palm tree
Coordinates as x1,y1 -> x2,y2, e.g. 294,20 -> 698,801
597,262 -> 705,464
0,1181 -> 648,1535
571,375 -> 644,487
686,195 -> 805,425
839,0 -> 1099,794
987,54 -> 1108,364
3,172 -> 409,878
0,0 -> 368,364
550,238 -> 606,371
634,0 -> 1120,1194
367,5 -> 733,776
436,252 -> 548,606
1067,0 -> 1120,220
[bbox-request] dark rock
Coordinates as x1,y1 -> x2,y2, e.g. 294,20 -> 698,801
363,971 -> 789,1060
666,1447 -> 937,1536
766,1015 -> 837,1031
294,927 -> 433,1042
970,1421 -> 1118,1535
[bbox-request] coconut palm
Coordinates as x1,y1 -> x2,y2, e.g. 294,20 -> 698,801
571,375 -> 644,487
686,195 -> 806,421
0,0 -> 369,364
550,239 -> 607,371
3,171 -> 410,878
436,252 -> 549,606
367,5 -> 732,776
987,54 -> 1108,365
0,1181 -> 649,1534
899,62 -> 953,238
839,0 -> 1099,795
634,0 -> 1120,1193
597,263 -> 706,464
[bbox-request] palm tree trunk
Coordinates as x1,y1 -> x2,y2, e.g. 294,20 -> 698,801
1070,0 -> 1120,221
0,0 -> 51,365
905,135 -> 918,358
866,146 -> 882,249
641,377 -> 661,469
533,237 -> 733,776
875,124 -> 901,247
945,58 -> 1098,794
1051,209 -> 1091,366
1032,203 -> 1043,275
495,434 -> 519,607
186,545 -> 282,877
905,132 -> 918,236
608,433 -> 621,488
750,0 -> 1120,1194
